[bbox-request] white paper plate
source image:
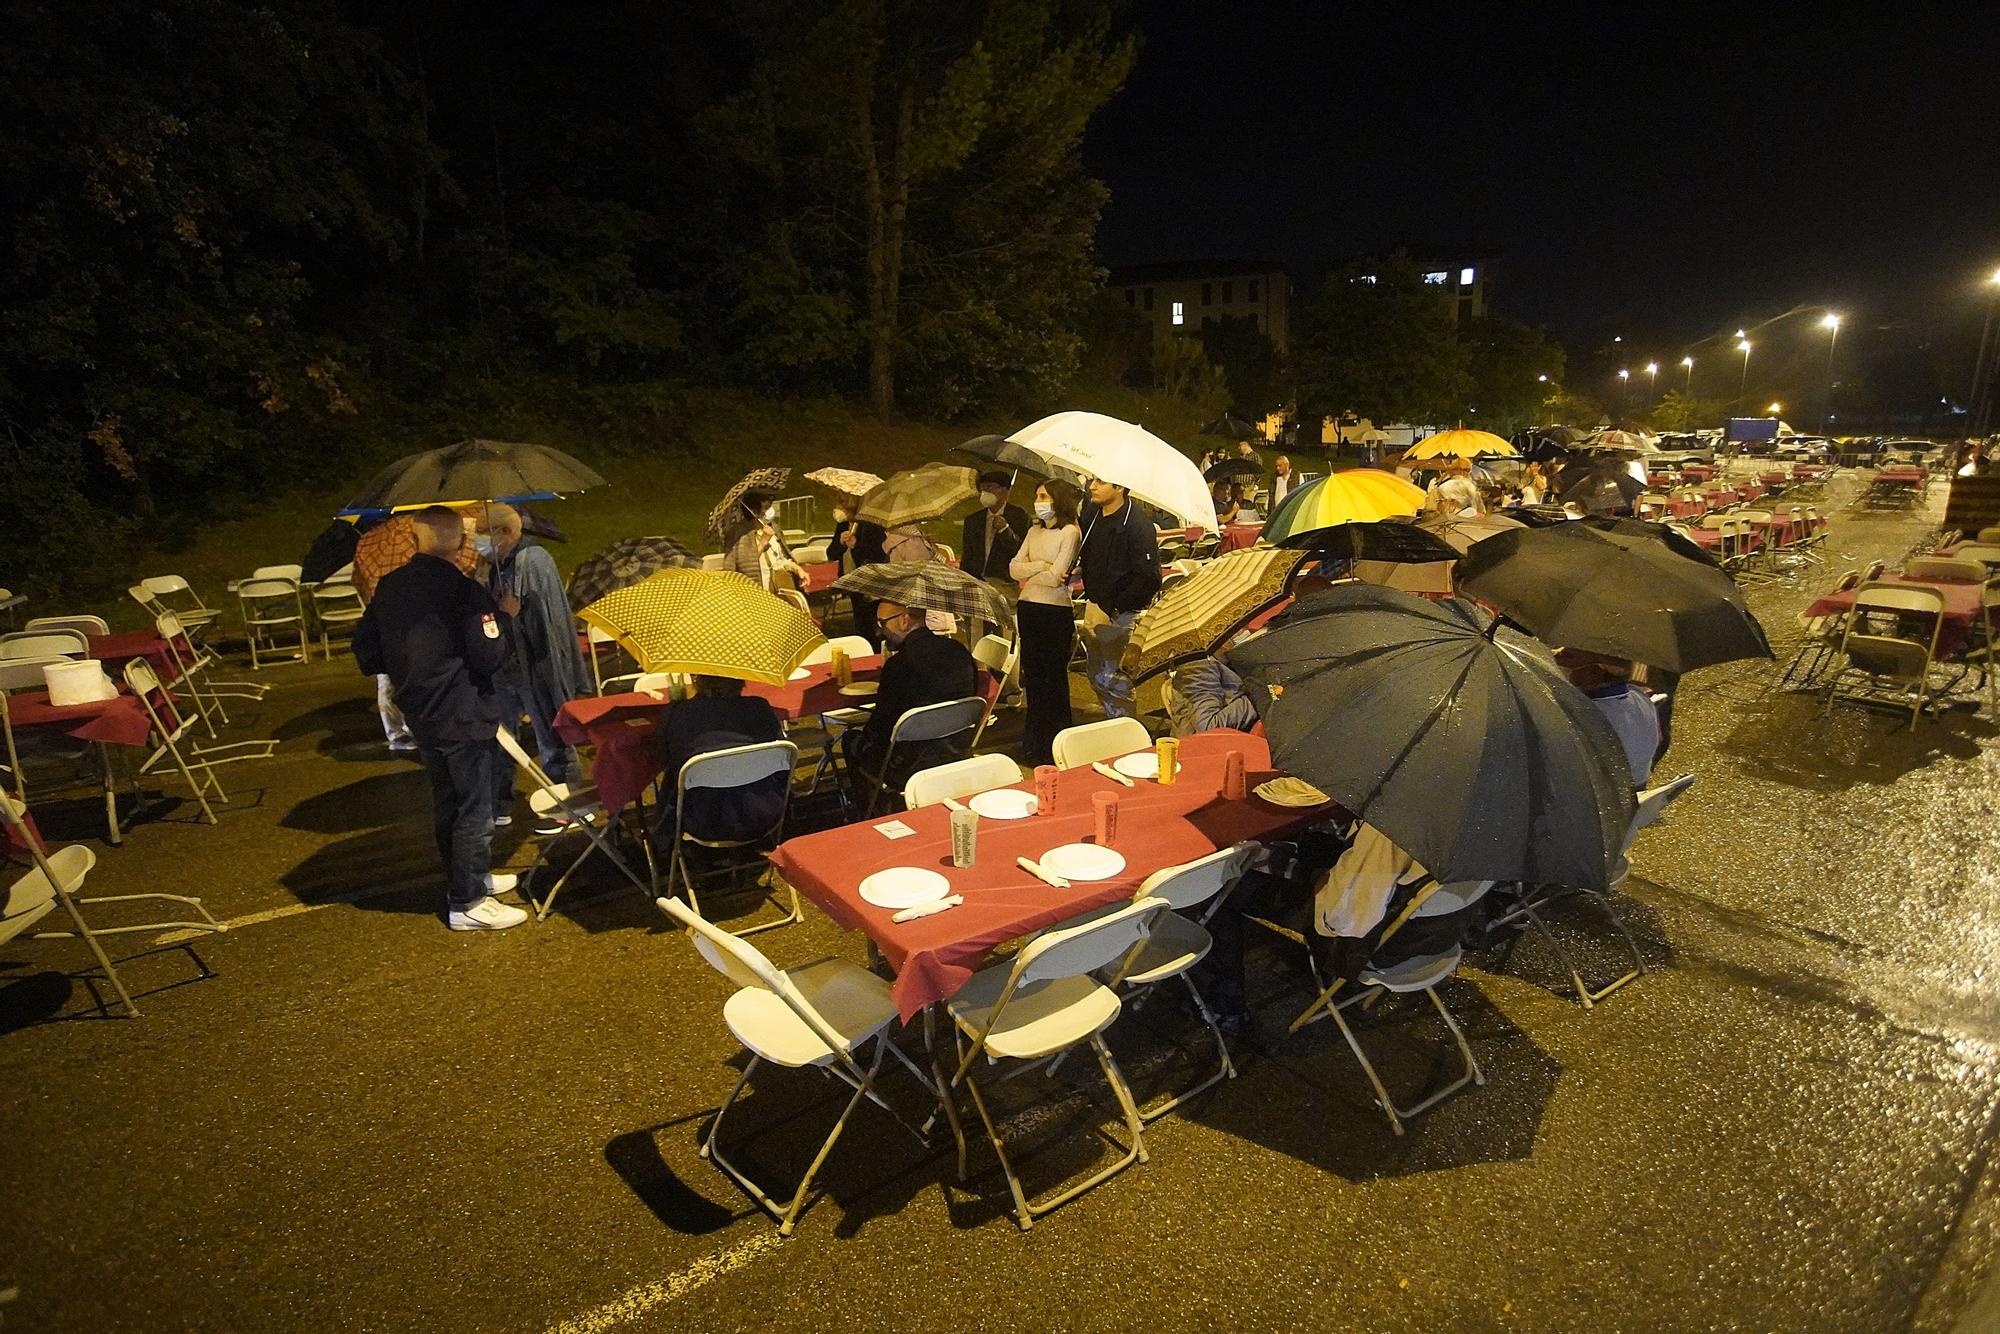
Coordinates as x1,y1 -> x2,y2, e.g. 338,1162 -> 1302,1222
1254,777 -> 1331,808
788,666 -> 813,682
839,682 -> 879,696
1040,843 -> 1127,881
1112,751 -> 1178,780
859,866 -> 952,910
968,788 -> 1038,820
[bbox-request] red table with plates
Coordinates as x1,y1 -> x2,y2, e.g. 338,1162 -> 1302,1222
1683,464 -> 1716,482
5,685 -> 178,844
1804,575 -> 1985,660
769,730 -> 1333,1020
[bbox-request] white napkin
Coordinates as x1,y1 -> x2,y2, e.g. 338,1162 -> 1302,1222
1017,856 -> 1071,889
941,797 -> 967,812
892,895 -> 962,923
1091,760 -> 1135,787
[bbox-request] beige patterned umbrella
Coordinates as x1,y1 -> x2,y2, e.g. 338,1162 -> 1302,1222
857,464 -> 980,528
576,569 -> 825,685
1122,545 -> 1310,683
706,467 -> 792,541
804,466 -> 884,497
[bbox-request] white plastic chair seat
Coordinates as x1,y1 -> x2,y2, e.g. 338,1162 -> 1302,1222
528,783 -> 600,819
1117,911 -> 1213,986
1359,946 -> 1463,993
948,970 -> 1122,1061
2,846 -> 90,941
316,606 -> 366,624
722,957 -> 898,1068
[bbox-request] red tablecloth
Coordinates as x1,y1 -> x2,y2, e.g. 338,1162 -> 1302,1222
1645,473 -> 1677,489
85,631 -> 189,684
1703,488 -> 1739,508
554,658 -> 886,813
771,730 -> 1334,1020
7,688 -> 162,747
1683,526 -> 1764,554
1875,468 -> 1926,485
1804,576 -> 1985,659
801,561 -> 839,594
1792,465 -> 1830,478
1683,464 -> 1716,481
1738,482 -> 1766,503
1759,472 -> 1789,487
1216,524 -> 1264,554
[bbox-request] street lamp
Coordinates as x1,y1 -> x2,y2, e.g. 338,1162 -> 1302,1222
1768,402 -> 1783,415
1680,355 -> 1694,394
1736,339 -> 1752,401
1820,312 -> 1841,432
1643,361 -> 1658,403
1974,270 -> 2000,435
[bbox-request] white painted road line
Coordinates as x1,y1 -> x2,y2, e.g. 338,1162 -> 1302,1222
546,1232 -> 783,1334
150,877 -> 437,943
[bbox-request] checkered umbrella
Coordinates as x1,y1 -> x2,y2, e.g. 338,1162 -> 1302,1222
1121,545 -> 1310,683
565,536 -> 701,610
706,467 -> 792,541
857,464 -> 980,528
577,569 -> 825,685
804,467 -> 884,497
831,561 -> 1014,633
351,515 -> 479,603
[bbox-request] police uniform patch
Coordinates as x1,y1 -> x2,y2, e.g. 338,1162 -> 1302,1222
481,612 -> 501,639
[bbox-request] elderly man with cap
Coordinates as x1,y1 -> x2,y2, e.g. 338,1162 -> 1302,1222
1077,475 -> 1162,719
354,505 -> 525,931
481,503 -> 590,829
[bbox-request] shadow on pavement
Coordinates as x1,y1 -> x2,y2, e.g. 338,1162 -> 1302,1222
280,770 -> 432,835
273,696 -> 389,760
280,825 -> 439,912
604,1116 -> 745,1235
1718,690 -> 1996,790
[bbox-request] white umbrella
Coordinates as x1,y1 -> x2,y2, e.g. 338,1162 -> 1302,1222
1007,411 -> 1220,531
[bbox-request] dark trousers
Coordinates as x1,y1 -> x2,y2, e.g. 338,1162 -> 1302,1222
493,676 -> 579,807
1016,600 -> 1074,767
420,739 -> 496,911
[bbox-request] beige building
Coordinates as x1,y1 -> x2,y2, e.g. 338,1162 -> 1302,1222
1108,261 -> 1295,351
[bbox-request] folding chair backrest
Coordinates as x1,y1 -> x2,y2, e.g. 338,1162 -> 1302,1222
26,615 -> 109,636
632,672 -> 683,696
1631,773 -> 1696,833
142,575 -> 201,601
1135,843 -> 1254,914
656,895 -> 863,1065
0,658 -> 67,692
1844,583 -> 1944,674
1952,544 -> 2000,568
887,696 -> 985,746
1051,716 -> 1152,770
156,611 -> 187,642
240,577 -> 301,600
253,563 -> 304,581
0,630 -> 86,659
1904,557 -> 1984,583
1980,526 -> 2000,544
1016,896 -> 1165,989
903,754 -> 1023,809
775,589 -> 813,617
679,740 -> 797,793
129,585 -> 166,616
801,635 -> 875,665
971,634 -> 1011,675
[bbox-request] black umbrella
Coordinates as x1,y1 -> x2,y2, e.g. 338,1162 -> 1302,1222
301,518 -> 364,584
954,433 -> 1083,483
1278,519 -> 1461,564
1496,504 -> 1570,528
1455,522 -> 1772,673
518,506 -> 567,544
1230,584 -> 1637,889
567,536 -> 701,610
348,439 -> 606,510
1200,414 -> 1262,441
1203,457 -> 1263,484
1556,459 -> 1645,514
1577,515 -> 1719,569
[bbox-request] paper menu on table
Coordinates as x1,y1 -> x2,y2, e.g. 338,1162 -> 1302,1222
872,820 -> 917,840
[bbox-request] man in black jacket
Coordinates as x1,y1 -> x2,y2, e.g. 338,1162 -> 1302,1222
844,599 -> 979,801
960,471 -> 1028,642
1077,478 -> 1162,719
355,506 -> 526,931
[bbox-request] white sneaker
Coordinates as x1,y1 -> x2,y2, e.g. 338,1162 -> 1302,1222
449,896 -> 529,931
485,871 -> 519,894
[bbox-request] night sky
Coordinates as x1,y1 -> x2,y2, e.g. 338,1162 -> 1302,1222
1087,6 -> 2000,353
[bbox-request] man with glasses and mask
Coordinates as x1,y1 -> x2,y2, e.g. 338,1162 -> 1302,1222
1077,475 -> 1161,719
480,503 -> 589,830
842,597 -> 977,800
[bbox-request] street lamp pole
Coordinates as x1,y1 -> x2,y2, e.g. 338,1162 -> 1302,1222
1820,312 -> 1841,433
1736,339 -> 1752,403
1974,270 -> 2000,436
1681,356 -> 1694,396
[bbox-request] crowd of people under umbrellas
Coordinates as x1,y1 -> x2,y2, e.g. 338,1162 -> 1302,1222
353,430 -> 1765,1040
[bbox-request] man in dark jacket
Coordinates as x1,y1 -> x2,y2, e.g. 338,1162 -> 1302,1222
355,506 -> 526,931
655,676 -> 786,846
844,599 -> 979,801
960,471 -> 1029,580
1077,478 -> 1162,719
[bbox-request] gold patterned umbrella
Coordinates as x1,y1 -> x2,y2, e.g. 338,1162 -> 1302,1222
857,464 -> 980,528
804,466 -> 884,497
577,569 -> 826,685
1121,545 -> 1311,683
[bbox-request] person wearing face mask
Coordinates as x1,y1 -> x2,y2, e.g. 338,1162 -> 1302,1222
842,597 -> 978,802
1009,479 -> 1082,764
1077,475 -> 1162,719
719,492 -> 805,595
960,470 -> 1028,644
481,503 -> 589,829
838,517 -> 890,646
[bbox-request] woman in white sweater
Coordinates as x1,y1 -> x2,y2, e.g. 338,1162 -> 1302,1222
1009,479 -> 1083,765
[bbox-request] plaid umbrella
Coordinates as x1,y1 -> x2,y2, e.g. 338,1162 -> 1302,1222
857,464 -> 980,528
707,467 -> 792,541
831,561 -> 1014,633
351,514 -> 478,602
577,569 -> 825,685
566,536 -> 701,610
1121,545 -> 1310,683
804,466 -> 884,497
1263,469 -> 1425,545
347,439 -> 605,510
1404,428 -> 1517,461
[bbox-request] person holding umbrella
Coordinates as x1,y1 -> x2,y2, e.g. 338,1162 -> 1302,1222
1008,479 -> 1083,765
1077,475 -> 1162,720
960,470 -> 1028,641
838,517 -> 890,647
481,504 -> 590,828
1554,649 -> 1658,786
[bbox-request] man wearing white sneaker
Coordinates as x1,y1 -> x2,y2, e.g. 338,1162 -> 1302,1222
356,506 -> 528,931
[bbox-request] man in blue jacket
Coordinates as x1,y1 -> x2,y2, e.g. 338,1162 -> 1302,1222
1077,477 -> 1162,719
482,503 -> 590,832
355,506 -> 526,931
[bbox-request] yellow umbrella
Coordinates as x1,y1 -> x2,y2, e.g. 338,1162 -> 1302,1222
1404,428 -> 1517,461
1263,469 -> 1425,544
577,569 -> 825,685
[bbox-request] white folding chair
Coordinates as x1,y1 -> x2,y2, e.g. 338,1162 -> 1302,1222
1,795 -> 223,1017
237,577 -> 310,668
801,635 -> 875,665
656,895 -> 931,1236
252,563 -> 304,582
0,629 -> 88,660
311,576 -> 366,656
1954,543 -> 2000,572
662,740 -> 801,937
967,633 -> 1021,751
1051,716 -> 1152,770
941,896 -> 1168,1230
793,637 -> 878,798
1,657 -> 87,801
494,724 -> 650,922
1903,556 -> 1985,584
1821,582 -> 1947,729
152,610 -> 269,737
24,615 -> 108,636
902,754 -> 1023,809
140,575 -> 221,637
123,659 -> 275,823
1771,570 -> 1860,692
855,697 -> 986,817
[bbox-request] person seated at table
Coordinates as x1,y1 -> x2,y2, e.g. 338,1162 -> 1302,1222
1555,647 -> 1658,786
653,675 -> 785,847
1424,458 -> 1482,517
1211,480 -> 1240,526
842,598 -> 978,801
1229,483 -> 1261,523
1165,654 -> 1260,738
1313,820 -> 1495,985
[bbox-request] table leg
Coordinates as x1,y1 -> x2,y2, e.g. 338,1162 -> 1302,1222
99,742 -> 122,846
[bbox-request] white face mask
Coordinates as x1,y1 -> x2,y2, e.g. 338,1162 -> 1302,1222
832,507 -> 849,523
1034,501 -> 1056,522
980,491 -> 1003,510
763,505 -> 778,522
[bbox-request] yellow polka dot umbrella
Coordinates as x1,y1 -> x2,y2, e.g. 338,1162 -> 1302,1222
1402,428 -> 1517,461
577,569 -> 826,685
1261,469 -> 1426,545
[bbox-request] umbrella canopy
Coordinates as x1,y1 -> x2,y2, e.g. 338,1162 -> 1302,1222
518,507 -> 567,544
1582,429 -> 1657,454
346,440 -> 605,511
1262,469 -> 1425,544
1556,459 -> 1645,514
1281,519 -> 1461,564
857,463 -> 981,528
1200,414 -> 1263,441
1404,428 -> 1518,461
577,569 -> 824,685
1348,512 -> 1524,596
1122,546 -> 1311,683
804,466 -> 884,497
954,433 -> 1087,484
566,536 -> 701,610
831,561 -> 1014,632
1577,515 -> 1720,569
707,467 -> 793,541
1006,411 -> 1218,530
1203,458 -> 1263,484
1456,522 -> 1771,672
1230,584 -> 1637,889
301,519 -> 363,585
351,514 -> 478,602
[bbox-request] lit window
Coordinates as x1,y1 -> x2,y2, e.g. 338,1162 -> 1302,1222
1460,266 -> 1476,286
1356,274 -> 1377,284
1171,301 -> 1184,326
1247,280 -> 1259,302
1423,271 -> 1448,285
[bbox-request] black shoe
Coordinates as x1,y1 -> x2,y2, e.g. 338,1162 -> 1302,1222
1210,1006 -> 1253,1039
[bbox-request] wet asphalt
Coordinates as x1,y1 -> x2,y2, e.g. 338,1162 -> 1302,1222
2,472 -> 1997,1333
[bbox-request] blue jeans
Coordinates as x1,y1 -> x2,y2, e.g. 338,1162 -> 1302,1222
1085,608 -> 1141,719
420,740 -> 496,911
494,677 -> 579,806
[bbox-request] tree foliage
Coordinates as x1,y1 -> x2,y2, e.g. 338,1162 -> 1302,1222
1201,315 -> 1284,418
1293,257 -> 1470,424
1644,389 -> 1731,431
1461,316 -> 1565,433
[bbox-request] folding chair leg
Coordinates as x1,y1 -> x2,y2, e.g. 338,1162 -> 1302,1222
1328,1000 -> 1406,1136
703,1044 -> 885,1237
1126,973 -> 1237,1123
